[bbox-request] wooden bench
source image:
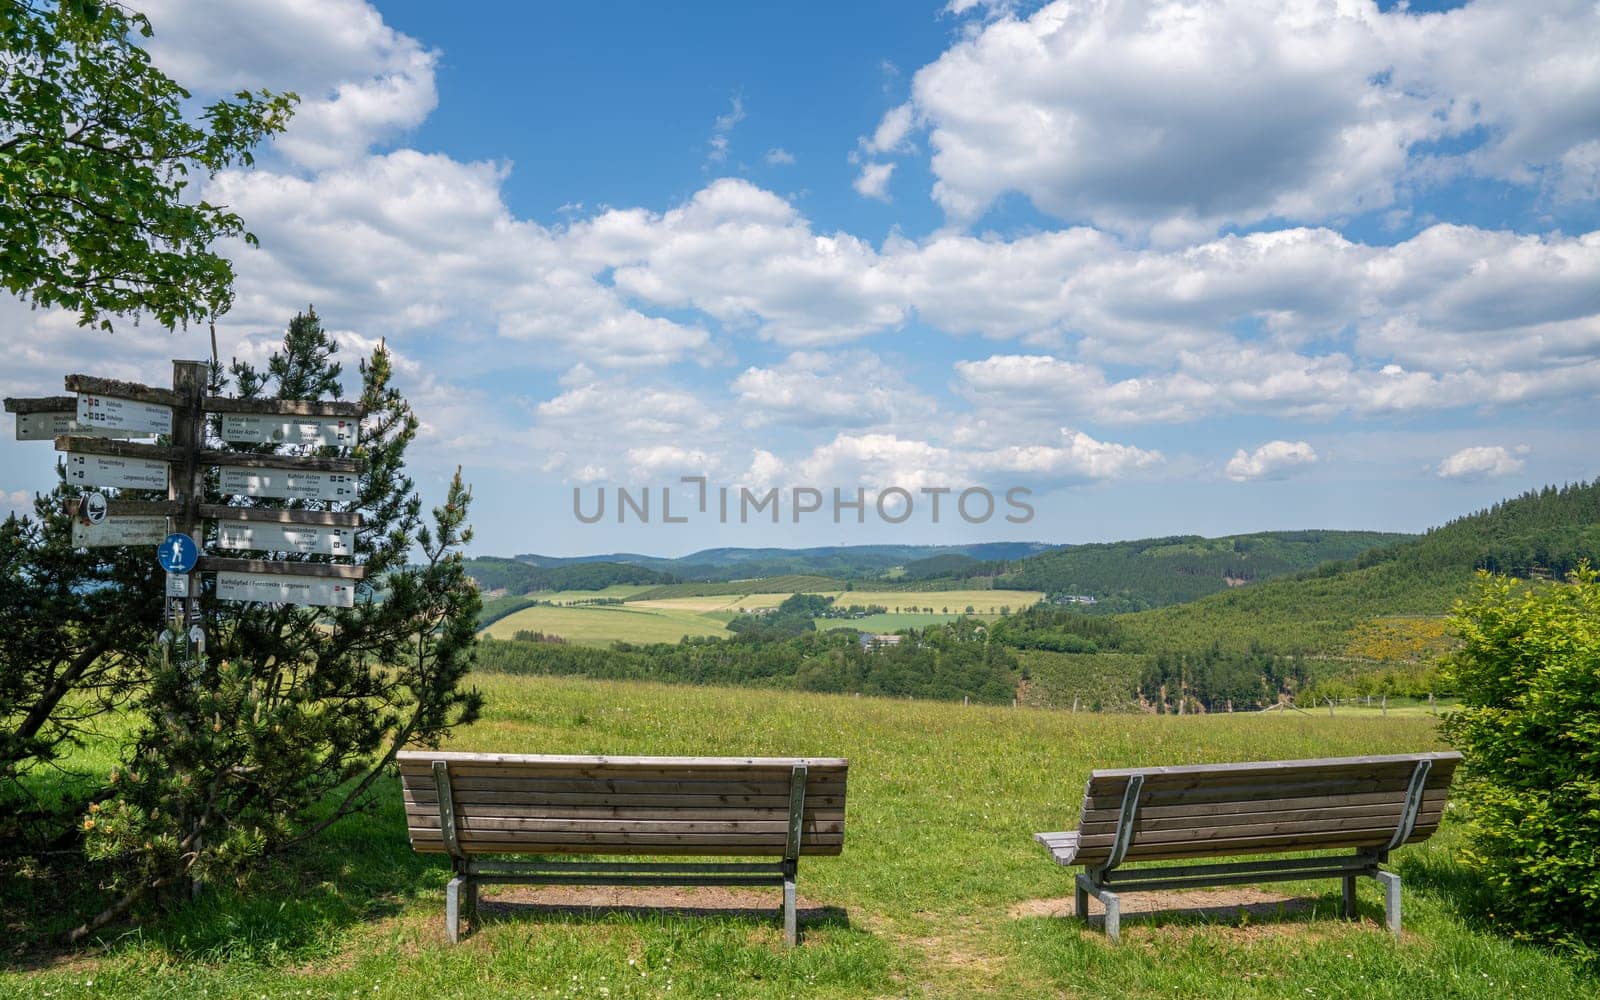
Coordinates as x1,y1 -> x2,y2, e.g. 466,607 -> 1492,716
1034,751 -> 1460,941
398,751 -> 847,945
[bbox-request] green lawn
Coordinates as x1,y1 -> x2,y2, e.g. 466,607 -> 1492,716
5,674 -> 1594,999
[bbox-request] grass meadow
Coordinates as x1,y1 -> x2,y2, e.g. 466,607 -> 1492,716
5,672 -> 1595,999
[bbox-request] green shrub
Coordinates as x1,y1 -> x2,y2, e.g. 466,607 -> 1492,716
1443,566 -> 1600,960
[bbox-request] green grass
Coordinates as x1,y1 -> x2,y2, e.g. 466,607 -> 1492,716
5,674 -> 1594,999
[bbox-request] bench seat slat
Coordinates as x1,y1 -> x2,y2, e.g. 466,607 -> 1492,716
404,804 -> 845,823
404,790 -> 847,809
399,761 -> 847,781
1078,802 -> 1441,837
411,840 -> 845,857
1080,788 -> 1447,824
407,816 -> 845,835
398,752 -> 845,768
415,776 -> 847,796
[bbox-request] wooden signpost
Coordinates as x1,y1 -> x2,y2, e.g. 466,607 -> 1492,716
3,361 -> 369,652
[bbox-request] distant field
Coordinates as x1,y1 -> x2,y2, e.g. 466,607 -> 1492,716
636,588 -> 1044,616
481,603 -> 728,646
527,584 -> 656,604
834,589 -> 1040,614
815,612 -> 966,632
482,586 -> 1046,646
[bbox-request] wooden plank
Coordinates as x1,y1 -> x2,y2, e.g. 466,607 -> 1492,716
1082,775 -> 1435,812
403,790 -> 846,810
4,395 -> 76,415
398,760 -> 848,779
404,804 -> 843,822
1079,789 -> 1446,824
409,840 -> 843,857
1076,813 -> 1441,850
409,817 -> 845,835
203,395 -> 365,418
64,374 -> 185,408
200,505 -> 362,528
1086,752 -> 1462,781
397,751 -> 848,768
203,557 -> 364,580
411,829 -> 843,847
1078,802 -> 1434,837
401,773 -> 846,794
77,499 -> 177,518
54,435 -> 178,463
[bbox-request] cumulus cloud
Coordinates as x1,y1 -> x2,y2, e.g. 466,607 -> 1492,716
853,161 -> 896,201
1437,445 -> 1527,480
141,0 -> 438,169
765,147 -> 796,166
795,427 -> 1161,493
731,352 -> 934,427
897,0 -> 1600,235
1224,440 -> 1319,482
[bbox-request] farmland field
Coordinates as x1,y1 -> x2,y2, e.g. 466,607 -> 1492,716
9,672 -> 1594,999
481,603 -> 728,645
485,586 -> 1046,647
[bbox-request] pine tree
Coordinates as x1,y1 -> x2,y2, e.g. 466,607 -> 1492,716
67,310 -> 481,941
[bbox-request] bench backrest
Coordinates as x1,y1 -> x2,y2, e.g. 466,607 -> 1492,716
398,752 -> 847,857
1071,752 -> 1460,868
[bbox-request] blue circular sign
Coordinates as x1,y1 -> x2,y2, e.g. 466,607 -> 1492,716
157,533 -> 199,574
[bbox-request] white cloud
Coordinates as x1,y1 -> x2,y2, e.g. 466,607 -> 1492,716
765,147 -> 796,166
1225,440 -> 1319,482
731,352 -> 934,427
795,427 -> 1161,493
898,0 -> 1600,235
141,0 -> 438,170
1437,445 -> 1527,481
207,150 -> 711,368
853,161 -> 896,201
708,94 -> 746,164
569,179 -> 904,346
863,104 -> 915,156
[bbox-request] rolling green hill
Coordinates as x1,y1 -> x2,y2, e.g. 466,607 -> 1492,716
996,529 -> 1411,611
1118,479 -> 1600,655
464,556 -> 673,595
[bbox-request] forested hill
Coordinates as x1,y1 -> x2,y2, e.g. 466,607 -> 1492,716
1118,479 -> 1600,655
464,557 -> 672,594
994,530 -> 1410,612
509,542 -> 1051,580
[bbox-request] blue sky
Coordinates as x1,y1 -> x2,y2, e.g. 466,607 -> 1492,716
3,0 -> 1598,556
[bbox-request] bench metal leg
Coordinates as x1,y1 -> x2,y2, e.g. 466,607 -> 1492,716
1342,874 -> 1357,919
1375,870 -> 1401,938
782,862 -> 798,947
1074,874 -> 1091,925
445,875 -> 467,944
1101,889 -> 1121,943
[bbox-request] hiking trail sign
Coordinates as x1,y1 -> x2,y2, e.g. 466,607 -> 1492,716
4,361 -> 369,646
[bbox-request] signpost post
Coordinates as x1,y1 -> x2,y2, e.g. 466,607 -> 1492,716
4,361 -> 368,664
